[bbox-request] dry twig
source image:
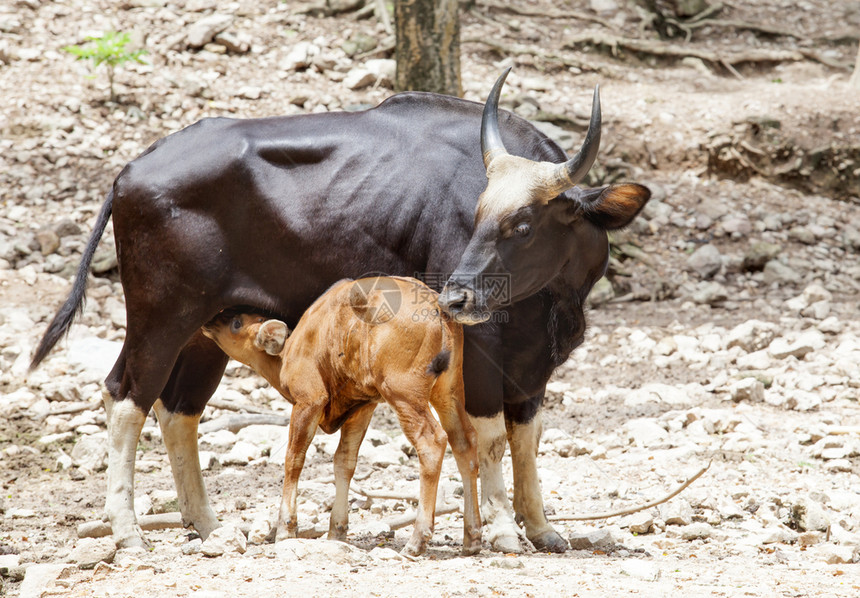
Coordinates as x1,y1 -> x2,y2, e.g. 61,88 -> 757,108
479,0 -> 615,30
549,462 -> 711,522
78,513 -> 184,538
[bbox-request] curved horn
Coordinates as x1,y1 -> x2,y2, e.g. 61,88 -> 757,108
480,67 -> 512,168
551,85 -> 602,191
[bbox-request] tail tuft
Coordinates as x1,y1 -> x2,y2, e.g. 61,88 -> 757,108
426,350 -> 451,376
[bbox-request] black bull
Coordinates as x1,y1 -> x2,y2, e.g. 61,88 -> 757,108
31,79 -> 649,553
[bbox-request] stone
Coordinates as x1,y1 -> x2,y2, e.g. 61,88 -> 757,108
587,276 -> 614,306
214,31 -> 250,54
691,281 -> 728,305
762,260 -> 802,285
344,68 -> 376,90
624,418 -> 668,448
150,490 -> 179,514
365,58 -> 395,88
784,390 -> 821,412
760,526 -> 798,545
221,440 -> 263,465
624,512 -> 654,534
35,229 -> 60,255
70,434 -> 108,472
620,559 -> 660,581
201,525 -> 247,556
369,547 -> 405,562
721,215 -> 752,236
568,528 -> 616,550
789,497 -> 830,532
274,539 -> 371,565
69,538 -> 117,569
729,377 -> 764,402
187,14 -> 233,48
19,564 -> 75,598
362,443 -> 405,467
810,544 -> 858,564
687,244 -> 722,278
281,42 -> 320,71
726,319 -> 777,352
679,522 -> 713,540
248,513 -> 275,545
742,241 -> 781,271
660,499 -> 693,526
768,330 -> 825,360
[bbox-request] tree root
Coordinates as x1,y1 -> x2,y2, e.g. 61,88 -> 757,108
549,462 -> 710,522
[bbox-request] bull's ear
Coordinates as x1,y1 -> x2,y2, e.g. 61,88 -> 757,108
580,183 -> 651,230
255,320 -> 289,356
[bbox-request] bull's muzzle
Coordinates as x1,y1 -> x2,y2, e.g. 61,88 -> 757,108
438,283 -> 491,325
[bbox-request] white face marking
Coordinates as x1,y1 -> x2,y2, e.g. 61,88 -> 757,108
476,155 -> 565,224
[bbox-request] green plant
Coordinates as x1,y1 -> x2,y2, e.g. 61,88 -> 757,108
63,31 -> 147,102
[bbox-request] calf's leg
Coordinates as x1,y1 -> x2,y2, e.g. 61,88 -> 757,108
430,375 -> 482,555
276,402 -> 324,542
386,392 -> 447,556
329,403 -> 376,541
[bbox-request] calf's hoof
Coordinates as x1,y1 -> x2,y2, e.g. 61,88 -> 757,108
461,528 -> 483,556
400,540 -> 426,557
529,528 -> 569,553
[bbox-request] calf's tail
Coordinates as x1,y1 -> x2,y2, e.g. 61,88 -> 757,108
426,310 -> 452,377
30,189 -> 114,370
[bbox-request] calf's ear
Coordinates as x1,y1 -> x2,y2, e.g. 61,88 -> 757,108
579,183 -> 651,230
255,320 -> 289,355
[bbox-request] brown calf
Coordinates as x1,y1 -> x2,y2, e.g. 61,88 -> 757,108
202,276 -> 481,556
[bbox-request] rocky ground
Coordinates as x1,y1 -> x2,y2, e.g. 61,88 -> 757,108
1,0 -> 859,596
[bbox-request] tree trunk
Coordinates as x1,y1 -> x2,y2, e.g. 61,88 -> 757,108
394,0 -> 462,97
850,41 -> 860,89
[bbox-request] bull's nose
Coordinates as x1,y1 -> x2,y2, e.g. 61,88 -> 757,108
438,284 -> 475,315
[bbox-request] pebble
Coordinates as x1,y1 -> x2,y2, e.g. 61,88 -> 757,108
200,525 -> 247,557
687,244 -> 722,278
274,538 -> 371,565
678,522 -> 713,540
69,537 -> 116,569
568,528 -> 616,550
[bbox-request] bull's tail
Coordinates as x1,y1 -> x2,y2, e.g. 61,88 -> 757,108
30,189 -> 114,370
426,309 -> 452,377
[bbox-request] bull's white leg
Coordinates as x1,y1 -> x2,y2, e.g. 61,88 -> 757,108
507,413 -> 568,552
470,413 -> 531,553
103,390 -> 149,548
152,399 -> 220,539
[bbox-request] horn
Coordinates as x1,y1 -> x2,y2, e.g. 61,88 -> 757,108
551,85 -> 602,192
480,67 -> 512,168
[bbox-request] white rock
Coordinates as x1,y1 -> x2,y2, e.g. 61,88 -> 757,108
187,14 -> 233,48
281,42 -> 320,71
784,390 -> 821,412
362,443 -> 405,467
660,499 -> 693,526
369,546 -> 405,561
150,489 -> 179,514
624,418 -> 668,448
768,330 -> 825,360
679,522 -> 713,540
274,538 -> 371,565
726,320 -> 777,353
568,528 -> 616,550
810,544 -> 858,564
620,559 -> 660,581
687,244 -> 722,278
70,433 -> 108,472
248,512 -> 275,545
729,377 -> 764,402
789,497 -> 830,532
201,525 -> 247,556
134,494 -> 153,517
344,67 -> 376,90
221,440 -> 263,465
69,537 -> 117,569
200,429 -> 238,448
19,564 -> 76,598
365,58 -> 395,87
199,450 -> 218,470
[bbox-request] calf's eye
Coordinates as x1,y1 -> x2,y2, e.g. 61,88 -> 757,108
514,222 -> 531,237
230,318 -> 242,333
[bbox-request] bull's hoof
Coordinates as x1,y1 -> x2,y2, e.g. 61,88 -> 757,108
115,529 -> 151,550
529,528 -> 569,553
489,532 -> 524,554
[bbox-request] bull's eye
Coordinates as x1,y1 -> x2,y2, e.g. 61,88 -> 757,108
230,318 -> 242,333
514,222 -> 531,238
